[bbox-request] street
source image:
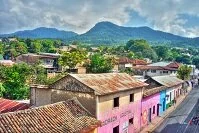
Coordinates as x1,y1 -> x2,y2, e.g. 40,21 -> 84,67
154,87 -> 199,133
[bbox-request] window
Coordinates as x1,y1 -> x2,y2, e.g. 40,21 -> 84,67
151,70 -> 156,73
113,125 -> 119,133
153,106 -> 155,114
130,93 -> 134,102
129,117 -> 134,125
163,71 -> 168,73
114,97 -> 119,107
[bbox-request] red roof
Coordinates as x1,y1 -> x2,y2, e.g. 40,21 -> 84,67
166,62 -> 181,68
0,98 -> 100,133
132,59 -> 147,65
0,98 -> 30,113
118,57 -> 134,64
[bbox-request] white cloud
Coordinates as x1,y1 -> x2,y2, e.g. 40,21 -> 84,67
0,0 -> 199,37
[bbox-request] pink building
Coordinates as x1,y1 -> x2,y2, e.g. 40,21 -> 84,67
98,100 -> 142,133
141,93 -> 160,127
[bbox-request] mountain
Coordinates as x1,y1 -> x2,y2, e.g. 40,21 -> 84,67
0,27 -> 78,39
0,22 -> 199,47
69,21 -> 191,45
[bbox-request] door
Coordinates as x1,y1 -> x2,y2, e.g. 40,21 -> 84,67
148,108 -> 152,123
157,104 -> 159,116
163,99 -> 166,111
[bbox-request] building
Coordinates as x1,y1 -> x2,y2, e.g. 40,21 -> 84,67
16,53 -> 60,72
31,73 -> 148,133
0,98 -> 100,133
133,61 -> 181,78
0,98 -> 29,114
145,76 -> 184,116
118,57 -> 147,71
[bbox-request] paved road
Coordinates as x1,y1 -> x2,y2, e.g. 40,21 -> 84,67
154,87 -> 199,133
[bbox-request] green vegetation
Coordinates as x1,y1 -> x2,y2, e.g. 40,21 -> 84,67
177,65 -> 192,80
59,50 -> 87,70
86,54 -> 115,73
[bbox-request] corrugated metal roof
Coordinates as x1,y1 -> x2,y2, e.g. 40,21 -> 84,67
150,75 -> 184,87
70,73 -> 148,95
143,86 -> 167,97
148,61 -> 171,66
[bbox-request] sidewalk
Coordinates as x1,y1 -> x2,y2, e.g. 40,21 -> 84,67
140,92 -> 189,133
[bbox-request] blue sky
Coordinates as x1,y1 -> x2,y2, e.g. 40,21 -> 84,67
0,0 -> 199,37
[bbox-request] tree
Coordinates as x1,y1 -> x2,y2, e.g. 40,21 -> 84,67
86,54 -> 115,73
59,50 -> 87,70
0,83 -> 5,97
192,56 -> 199,69
153,46 -> 169,60
175,55 -> 191,64
177,65 -> 192,80
126,39 -> 157,61
0,63 -> 33,99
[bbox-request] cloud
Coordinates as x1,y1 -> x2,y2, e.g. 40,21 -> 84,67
0,0 -> 199,37
0,0 -> 133,34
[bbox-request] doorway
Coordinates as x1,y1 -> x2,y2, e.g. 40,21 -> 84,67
148,108 -> 152,123
157,104 -> 159,116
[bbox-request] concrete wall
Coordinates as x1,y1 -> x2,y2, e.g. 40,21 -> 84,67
144,70 -> 177,77
97,88 -> 143,133
51,89 -> 96,115
30,87 -> 52,107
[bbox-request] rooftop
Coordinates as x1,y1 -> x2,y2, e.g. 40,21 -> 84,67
148,75 -> 184,87
69,73 -> 148,95
0,98 -> 100,133
0,98 -> 30,114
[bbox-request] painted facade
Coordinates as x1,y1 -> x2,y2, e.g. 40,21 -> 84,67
97,88 -> 143,133
141,93 -> 160,127
98,100 -> 142,133
159,90 -> 166,116
166,88 -> 174,109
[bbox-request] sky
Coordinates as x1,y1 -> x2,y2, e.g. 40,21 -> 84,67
1,0 -> 199,37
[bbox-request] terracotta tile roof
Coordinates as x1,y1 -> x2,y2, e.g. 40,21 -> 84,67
166,62 -> 181,68
132,59 -> 147,65
118,57 -> 134,64
0,98 -> 100,133
69,73 -> 148,95
0,98 -> 30,114
148,76 -> 184,87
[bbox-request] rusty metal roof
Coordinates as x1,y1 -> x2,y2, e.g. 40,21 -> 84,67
150,75 -> 184,87
143,86 -> 167,97
70,73 -> 148,95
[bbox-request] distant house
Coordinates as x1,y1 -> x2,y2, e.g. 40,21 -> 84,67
30,73 -> 148,133
59,45 -> 78,52
16,53 -> 60,73
0,98 -> 30,114
0,98 -> 100,133
118,57 -> 147,70
133,61 -> 181,78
